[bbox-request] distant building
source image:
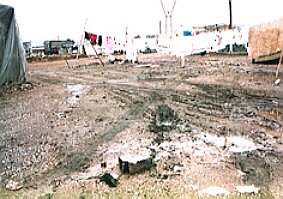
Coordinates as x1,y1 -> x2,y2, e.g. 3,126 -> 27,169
43,39 -> 75,55
133,34 -> 158,53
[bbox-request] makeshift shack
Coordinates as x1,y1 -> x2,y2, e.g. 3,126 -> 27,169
249,18 -> 283,64
0,4 -> 27,84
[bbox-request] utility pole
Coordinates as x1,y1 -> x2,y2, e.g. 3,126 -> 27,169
160,0 -> 168,34
169,0 -> 177,34
229,0 -> 233,54
160,0 -> 177,35
229,0 -> 232,29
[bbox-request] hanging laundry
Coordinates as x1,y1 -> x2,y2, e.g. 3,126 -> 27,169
89,33 -> 97,45
84,31 -> 89,40
106,36 -> 114,53
98,35 -> 102,46
183,31 -> 192,36
85,32 -> 97,46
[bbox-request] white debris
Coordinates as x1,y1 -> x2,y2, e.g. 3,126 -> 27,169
198,186 -> 230,196
197,133 -> 226,147
66,84 -> 91,95
235,185 -> 260,194
66,84 -> 91,104
237,169 -> 246,176
228,136 -> 257,153
173,165 -> 182,173
119,154 -> 150,164
72,164 -> 103,180
154,150 -> 171,161
185,184 -> 199,191
274,78 -> 280,86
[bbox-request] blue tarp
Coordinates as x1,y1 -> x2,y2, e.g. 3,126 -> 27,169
183,31 -> 192,37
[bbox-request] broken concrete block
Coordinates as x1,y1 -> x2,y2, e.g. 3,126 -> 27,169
119,154 -> 153,174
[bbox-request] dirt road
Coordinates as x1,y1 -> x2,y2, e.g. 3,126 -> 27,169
0,53 -> 282,198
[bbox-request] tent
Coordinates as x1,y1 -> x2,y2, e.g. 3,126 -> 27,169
0,4 -> 27,84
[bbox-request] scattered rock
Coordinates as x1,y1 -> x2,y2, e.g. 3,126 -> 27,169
150,104 -> 179,133
173,165 -> 182,174
72,164 -> 103,181
100,173 -> 118,187
20,83 -> 33,90
233,151 -> 271,186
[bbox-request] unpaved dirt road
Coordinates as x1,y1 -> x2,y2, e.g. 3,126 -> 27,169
0,53 -> 282,198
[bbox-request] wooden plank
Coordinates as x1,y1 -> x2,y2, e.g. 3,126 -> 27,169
249,18 -> 283,63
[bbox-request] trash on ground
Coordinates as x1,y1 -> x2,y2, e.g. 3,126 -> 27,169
235,185 -> 260,194
5,181 -> 23,191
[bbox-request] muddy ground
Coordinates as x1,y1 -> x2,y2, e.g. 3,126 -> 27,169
0,53 -> 282,198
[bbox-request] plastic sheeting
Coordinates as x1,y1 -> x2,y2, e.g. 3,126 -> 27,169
0,4 -> 27,84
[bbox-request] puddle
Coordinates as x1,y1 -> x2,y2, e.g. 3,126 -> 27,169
65,84 -> 91,104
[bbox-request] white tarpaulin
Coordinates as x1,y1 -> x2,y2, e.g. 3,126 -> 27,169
0,4 -> 27,84
167,27 -> 249,56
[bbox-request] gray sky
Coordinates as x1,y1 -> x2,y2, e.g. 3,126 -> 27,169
2,0 -> 283,43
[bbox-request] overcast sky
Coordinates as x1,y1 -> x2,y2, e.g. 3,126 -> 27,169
2,0 -> 283,43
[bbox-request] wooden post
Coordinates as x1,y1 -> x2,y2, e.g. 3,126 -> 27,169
276,50 -> 282,79
91,45 -> 104,67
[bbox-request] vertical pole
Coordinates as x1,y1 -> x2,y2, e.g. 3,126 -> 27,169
159,20 -> 162,35
276,50 -> 282,79
170,0 -> 177,34
91,45 -> 104,67
160,0 -> 167,35
77,18 -> 88,60
229,0 -> 233,53
165,16 -> 168,35
170,16 -> 173,34
229,0 -> 232,29
125,26 -> 128,45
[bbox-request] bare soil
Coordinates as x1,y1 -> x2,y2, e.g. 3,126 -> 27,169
0,53 -> 282,198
